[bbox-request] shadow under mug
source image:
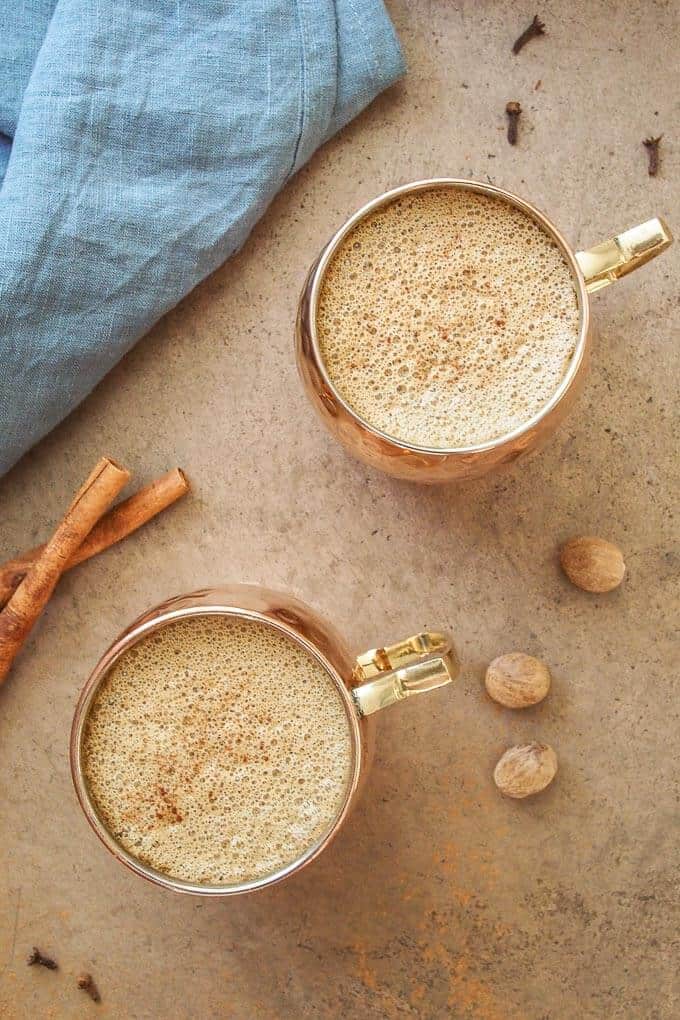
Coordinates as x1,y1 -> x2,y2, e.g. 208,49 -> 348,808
296,178 -> 672,483
70,584 -> 459,896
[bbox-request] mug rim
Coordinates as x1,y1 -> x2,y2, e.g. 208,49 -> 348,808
306,177 -> 590,457
70,594 -> 364,897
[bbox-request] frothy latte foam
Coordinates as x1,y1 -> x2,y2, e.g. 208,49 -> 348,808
82,615 -> 353,886
317,186 -> 580,448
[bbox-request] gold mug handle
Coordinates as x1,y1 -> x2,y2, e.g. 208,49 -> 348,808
576,217 -> 672,294
351,631 -> 459,716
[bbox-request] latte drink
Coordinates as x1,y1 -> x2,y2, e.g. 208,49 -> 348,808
82,615 -> 353,886
317,186 -> 581,448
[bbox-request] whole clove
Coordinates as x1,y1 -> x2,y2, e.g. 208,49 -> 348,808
512,15 -> 545,55
77,973 -> 101,1003
505,102 -> 521,145
643,135 -> 662,176
27,947 -> 58,970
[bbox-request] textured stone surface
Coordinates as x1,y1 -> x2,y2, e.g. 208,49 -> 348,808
1,2 -> 678,1017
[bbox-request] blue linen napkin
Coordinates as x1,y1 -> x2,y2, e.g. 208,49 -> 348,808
0,1 -> 404,477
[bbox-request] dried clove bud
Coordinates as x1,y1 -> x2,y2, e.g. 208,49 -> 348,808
512,15 -> 545,55
643,135 -> 662,176
27,947 -> 58,970
505,101 -> 521,145
77,973 -> 101,1003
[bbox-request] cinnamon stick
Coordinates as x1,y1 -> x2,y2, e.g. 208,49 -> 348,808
0,468 -> 189,609
0,457 -> 130,685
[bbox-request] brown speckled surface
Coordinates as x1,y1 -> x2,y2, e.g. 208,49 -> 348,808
1,2 -> 678,1017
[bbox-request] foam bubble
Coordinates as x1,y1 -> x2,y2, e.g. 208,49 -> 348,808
82,615 -> 353,886
317,186 -> 580,448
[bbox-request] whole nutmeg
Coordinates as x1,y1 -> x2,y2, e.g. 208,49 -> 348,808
494,742 -> 558,799
485,652 -> 551,709
560,535 -> 625,593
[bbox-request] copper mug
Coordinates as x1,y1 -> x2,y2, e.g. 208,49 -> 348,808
70,584 -> 459,896
296,178 -> 672,483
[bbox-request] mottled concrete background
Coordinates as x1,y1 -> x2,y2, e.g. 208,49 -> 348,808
1,2 -> 678,1017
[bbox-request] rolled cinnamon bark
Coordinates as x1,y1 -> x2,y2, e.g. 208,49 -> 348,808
0,457 -> 130,685
0,468 -> 189,609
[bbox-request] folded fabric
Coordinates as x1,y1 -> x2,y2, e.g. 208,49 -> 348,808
0,1 -> 404,477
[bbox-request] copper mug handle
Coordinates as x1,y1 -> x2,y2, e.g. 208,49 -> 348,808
351,631 -> 459,715
576,217 -> 672,293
